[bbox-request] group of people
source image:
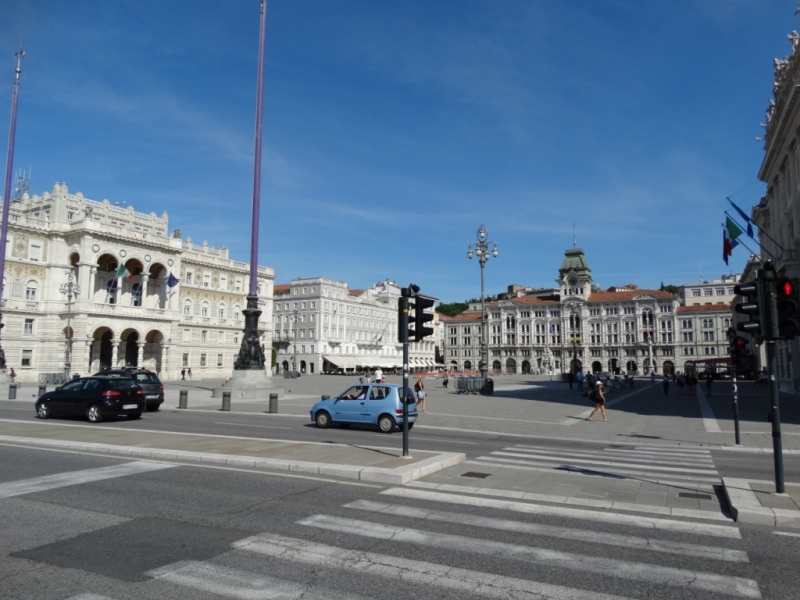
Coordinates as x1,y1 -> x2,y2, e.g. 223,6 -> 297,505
360,367 -> 386,385
180,368 -> 192,381
656,370 -> 713,396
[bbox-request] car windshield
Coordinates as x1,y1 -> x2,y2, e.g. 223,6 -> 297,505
133,373 -> 158,383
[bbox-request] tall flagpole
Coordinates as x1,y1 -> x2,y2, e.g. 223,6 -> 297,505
0,45 -> 24,374
235,1 -> 268,371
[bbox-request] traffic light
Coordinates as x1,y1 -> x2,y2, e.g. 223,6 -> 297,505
774,278 -> 800,339
734,281 -> 762,336
730,335 -> 746,370
397,292 -> 415,344
413,294 -> 435,342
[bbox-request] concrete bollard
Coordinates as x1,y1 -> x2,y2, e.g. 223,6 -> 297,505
222,391 -> 231,411
268,393 -> 278,413
8,383 -> 16,400
38,384 -> 46,398
179,389 -> 188,409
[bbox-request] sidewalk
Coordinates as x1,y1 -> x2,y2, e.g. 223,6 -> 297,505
0,420 -> 465,485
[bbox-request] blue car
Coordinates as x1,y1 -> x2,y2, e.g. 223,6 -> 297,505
311,383 -> 417,433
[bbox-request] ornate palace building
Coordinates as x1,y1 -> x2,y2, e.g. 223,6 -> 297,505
443,249 -> 732,376
1,183 -> 275,382
272,277 -> 438,374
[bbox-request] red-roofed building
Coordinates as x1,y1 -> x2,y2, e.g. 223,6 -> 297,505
443,248 -> 733,376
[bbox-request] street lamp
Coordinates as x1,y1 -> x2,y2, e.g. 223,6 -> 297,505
59,269 -> 80,380
563,297 -> 581,375
467,224 -> 498,381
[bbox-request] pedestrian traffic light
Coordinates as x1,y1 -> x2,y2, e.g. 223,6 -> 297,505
413,294 -> 435,342
774,278 -> 800,339
734,281 -> 762,336
730,335 -> 746,370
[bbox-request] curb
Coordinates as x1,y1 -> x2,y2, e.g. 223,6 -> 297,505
0,435 -> 465,485
722,477 -> 800,528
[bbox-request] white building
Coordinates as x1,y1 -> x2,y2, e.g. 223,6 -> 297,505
1,183 -> 275,382
272,277 -> 438,374
443,249 -> 733,376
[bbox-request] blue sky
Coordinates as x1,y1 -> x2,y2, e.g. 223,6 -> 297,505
0,1 -> 793,302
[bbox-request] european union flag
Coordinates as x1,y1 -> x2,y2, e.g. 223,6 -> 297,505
166,272 -> 179,287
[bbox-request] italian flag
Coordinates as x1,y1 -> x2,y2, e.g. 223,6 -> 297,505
116,264 -> 134,281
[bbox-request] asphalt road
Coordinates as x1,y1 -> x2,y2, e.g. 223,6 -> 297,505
2,444 -> 799,600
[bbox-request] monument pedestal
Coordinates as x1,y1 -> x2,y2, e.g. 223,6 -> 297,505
212,369 -> 283,400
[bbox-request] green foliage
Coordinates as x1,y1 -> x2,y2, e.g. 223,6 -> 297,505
437,302 -> 469,317
271,348 -> 277,367
659,282 -> 680,294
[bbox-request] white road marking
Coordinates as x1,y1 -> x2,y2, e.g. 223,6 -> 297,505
343,499 -> 748,563
297,515 -> 760,598
516,443 -> 714,458
380,487 -> 741,538
489,451 -> 719,475
0,461 -> 175,499
696,387 -> 723,433
65,595 -> 117,600
560,386 -> 651,426
507,446 -> 716,468
474,456 -> 721,484
773,531 -> 800,537
428,412 -> 556,425
214,422 -> 291,430
148,560 -> 363,600
413,436 -> 479,445
236,532 -> 633,600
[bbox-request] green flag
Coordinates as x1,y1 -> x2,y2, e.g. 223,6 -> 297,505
725,216 -> 743,241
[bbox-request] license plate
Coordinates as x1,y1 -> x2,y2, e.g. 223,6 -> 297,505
122,404 -> 138,410
145,395 -> 159,399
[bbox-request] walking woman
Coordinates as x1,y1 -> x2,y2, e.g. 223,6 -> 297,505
587,381 -> 609,422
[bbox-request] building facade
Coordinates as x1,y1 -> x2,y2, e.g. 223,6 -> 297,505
1,183 -> 275,382
272,277 -> 438,374
443,249 -> 732,376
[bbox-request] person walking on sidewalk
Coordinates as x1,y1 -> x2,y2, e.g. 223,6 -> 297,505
187,368 -> 192,380
568,370 -> 574,390
650,370 -> 656,385
587,381 -> 609,422
181,368 -> 186,381
705,372 -> 713,396
442,371 -> 449,389
662,374 -> 670,395
576,370 -> 584,393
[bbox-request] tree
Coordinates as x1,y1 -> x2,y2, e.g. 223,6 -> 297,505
437,302 -> 469,317
659,282 -> 679,294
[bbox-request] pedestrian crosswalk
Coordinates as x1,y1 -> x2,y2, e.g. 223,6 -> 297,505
66,479 -> 759,600
473,443 -> 721,484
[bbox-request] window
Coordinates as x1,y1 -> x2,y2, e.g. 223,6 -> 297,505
219,275 -> 227,290
702,318 -> 714,328
606,307 -> 618,315
681,319 -> 693,328
201,330 -> 208,343
200,353 -> 207,367
218,304 -> 225,319
183,301 -> 192,316
217,353 -> 224,367
203,273 -> 211,288
21,349 -> 32,366
703,331 -> 714,341
233,305 -> 241,320
182,353 -> 189,367
201,302 -> 209,317
703,289 -> 713,296
235,278 -> 242,292
186,271 -> 193,285
25,281 -> 38,301
234,334 -> 239,344
692,289 -> 701,297
23,318 -> 33,335
716,289 -> 725,296
182,329 -> 191,342
29,243 -> 41,261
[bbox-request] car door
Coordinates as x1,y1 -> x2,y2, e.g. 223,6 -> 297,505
55,379 -> 87,415
365,385 -> 392,421
332,385 -> 368,422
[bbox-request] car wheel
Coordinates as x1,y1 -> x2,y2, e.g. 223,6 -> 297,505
146,404 -> 159,412
36,402 -> 50,419
315,410 -> 331,429
87,404 -> 104,423
378,414 -> 395,433
407,422 -> 414,430
127,412 -> 142,420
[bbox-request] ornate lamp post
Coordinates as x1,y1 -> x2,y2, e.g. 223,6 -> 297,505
563,296 -> 581,375
59,270 -> 80,379
467,225 -> 498,381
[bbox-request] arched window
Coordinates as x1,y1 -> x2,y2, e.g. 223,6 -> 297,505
233,305 -> 241,320
201,301 -> 210,317
131,283 -> 142,307
105,279 -> 118,304
25,280 -> 38,301
218,303 -> 226,319
183,300 -> 192,316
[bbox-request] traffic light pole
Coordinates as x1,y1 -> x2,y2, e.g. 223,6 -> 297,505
759,266 -> 785,493
400,288 -> 410,458
730,348 -> 741,446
